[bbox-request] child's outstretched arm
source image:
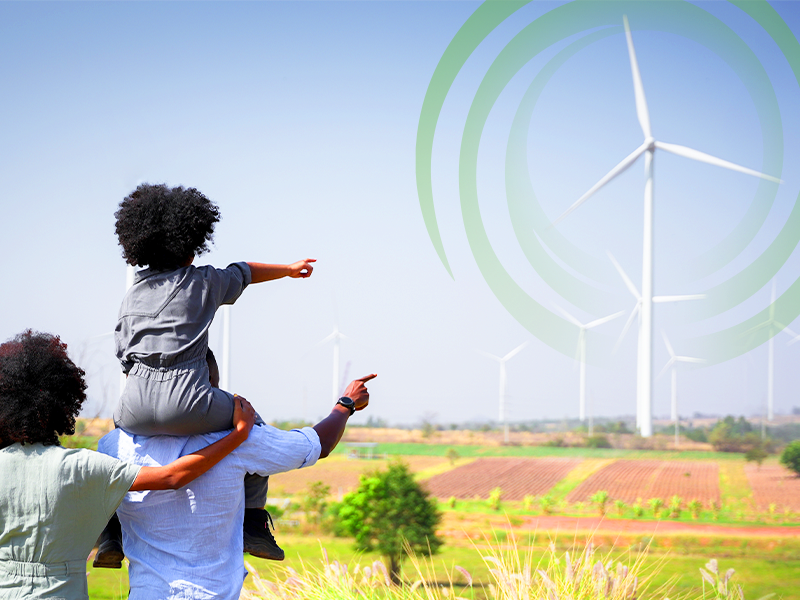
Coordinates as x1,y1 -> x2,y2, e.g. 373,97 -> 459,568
247,259 -> 315,283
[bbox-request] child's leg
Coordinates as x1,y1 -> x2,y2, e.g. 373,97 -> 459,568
93,513 -> 124,569
244,473 -> 269,508
243,474 -> 284,560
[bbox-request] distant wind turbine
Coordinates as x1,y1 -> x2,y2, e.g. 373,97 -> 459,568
479,342 -> 528,443
657,332 -> 704,448
317,325 -> 348,403
221,305 -> 232,391
552,16 -> 780,437
608,252 -> 704,431
557,307 -> 624,422
747,281 -> 799,421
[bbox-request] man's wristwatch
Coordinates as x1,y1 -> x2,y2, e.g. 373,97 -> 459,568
337,396 -> 356,416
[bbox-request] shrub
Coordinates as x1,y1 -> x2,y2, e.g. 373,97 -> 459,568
688,499 -> 702,520
632,500 -> 644,518
586,434 -> 612,449
780,440 -> 800,475
446,496 -> 457,509
648,498 -> 664,518
445,447 -> 460,466
301,481 -> 330,525
614,499 -> 626,516
522,494 -> 535,511
488,487 -> 502,511
540,494 -> 556,515
745,444 -> 769,468
668,495 -> 682,519
590,490 -> 610,516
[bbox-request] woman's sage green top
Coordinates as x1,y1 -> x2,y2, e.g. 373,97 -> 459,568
0,443 -> 141,599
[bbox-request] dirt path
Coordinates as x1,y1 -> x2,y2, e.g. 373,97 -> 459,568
516,515 -> 799,537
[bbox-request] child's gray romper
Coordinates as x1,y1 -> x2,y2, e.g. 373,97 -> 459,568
113,261 -> 267,506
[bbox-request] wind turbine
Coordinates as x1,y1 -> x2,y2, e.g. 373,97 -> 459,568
748,281 -> 799,421
317,325 -> 348,404
552,16 -> 780,437
557,307 -> 624,422
658,332 -> 704,448
221,305 -> 232,391
608,252 -> 704,431
479,342 -> 529,443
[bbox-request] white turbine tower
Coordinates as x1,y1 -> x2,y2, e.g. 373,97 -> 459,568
658,332 -> 704,448
479,342 -> 528,443
120,265 -> 136,397
317,326 -> 348,403
552,16 -> 780,437
557,307 -> 624,422
608,252 -> 704,430
750,281 -> 799,421
221,305 -> 232,391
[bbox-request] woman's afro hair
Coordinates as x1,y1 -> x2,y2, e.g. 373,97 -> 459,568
115,183 -> 221,270
0,330 -> 87,448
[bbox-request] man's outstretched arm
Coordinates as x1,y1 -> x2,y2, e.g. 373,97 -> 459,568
314,374 -> 377,458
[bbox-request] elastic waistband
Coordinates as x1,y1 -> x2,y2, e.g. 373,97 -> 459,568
0,558 -> 85,577
128,357 -> 207,381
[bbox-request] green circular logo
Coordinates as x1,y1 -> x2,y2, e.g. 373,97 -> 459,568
416,0 -> 798,365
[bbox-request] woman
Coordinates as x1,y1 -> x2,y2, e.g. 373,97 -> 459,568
0,329 -> 255,599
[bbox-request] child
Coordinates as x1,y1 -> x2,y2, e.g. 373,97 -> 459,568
95,183 -> 314,567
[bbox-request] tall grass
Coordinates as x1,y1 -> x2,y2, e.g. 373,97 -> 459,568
241,536 -> 687,600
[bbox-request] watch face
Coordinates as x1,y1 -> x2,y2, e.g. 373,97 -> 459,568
338,397 -> 355,413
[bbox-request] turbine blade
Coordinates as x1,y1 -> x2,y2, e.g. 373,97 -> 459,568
613,304 -> 640,354
585,310 -> 625,329
503,341 -> 529,361
315,331 -> 337,346
653,294 -> 706,303
555,305 -> 584,328
676,356 -> 705,364
657,358 -> 676,380
661,331 -> 675,358
477,350 -> 502,362
655,141 -> 782,184
786,330 -> 800,346
552,142 -> 648,227
623,15 -> 652,138
607,251 -> 641,300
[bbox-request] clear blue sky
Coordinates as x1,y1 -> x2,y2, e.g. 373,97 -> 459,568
2,1 -> 800,427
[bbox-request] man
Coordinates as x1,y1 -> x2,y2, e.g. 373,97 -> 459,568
98,361 -> 376,600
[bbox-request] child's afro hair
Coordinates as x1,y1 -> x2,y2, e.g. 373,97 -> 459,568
115,183 -> 221,270
0,330 -> 87,448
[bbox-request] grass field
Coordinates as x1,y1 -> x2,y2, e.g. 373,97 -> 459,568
68,429 -> 800,597
85,534 -> 800,600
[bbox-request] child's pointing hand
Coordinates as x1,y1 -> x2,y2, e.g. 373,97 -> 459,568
288,258 -> 316,278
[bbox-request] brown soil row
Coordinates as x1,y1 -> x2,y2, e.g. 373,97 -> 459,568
567,460 -> 719,504
423,457 -> 581,500
744,464 -> 800,510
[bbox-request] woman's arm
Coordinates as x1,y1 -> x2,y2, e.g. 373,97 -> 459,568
247,259 -> 315,283
129,396 -> 256,492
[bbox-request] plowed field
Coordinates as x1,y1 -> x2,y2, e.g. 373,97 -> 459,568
422,457 -> 581,500
269,455 -> 447,496
567,460 -> 719,503
744,464 -> 800,510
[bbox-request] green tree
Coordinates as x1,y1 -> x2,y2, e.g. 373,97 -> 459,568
338,462 -> 442,583
301,481 -> 330,525
445,447 -> 460,466
780,440 -> 800,475
745,444 -> 769,469
648,497 -> 664,518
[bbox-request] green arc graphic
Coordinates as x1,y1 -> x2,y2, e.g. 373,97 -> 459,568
416,0 -> 800,365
